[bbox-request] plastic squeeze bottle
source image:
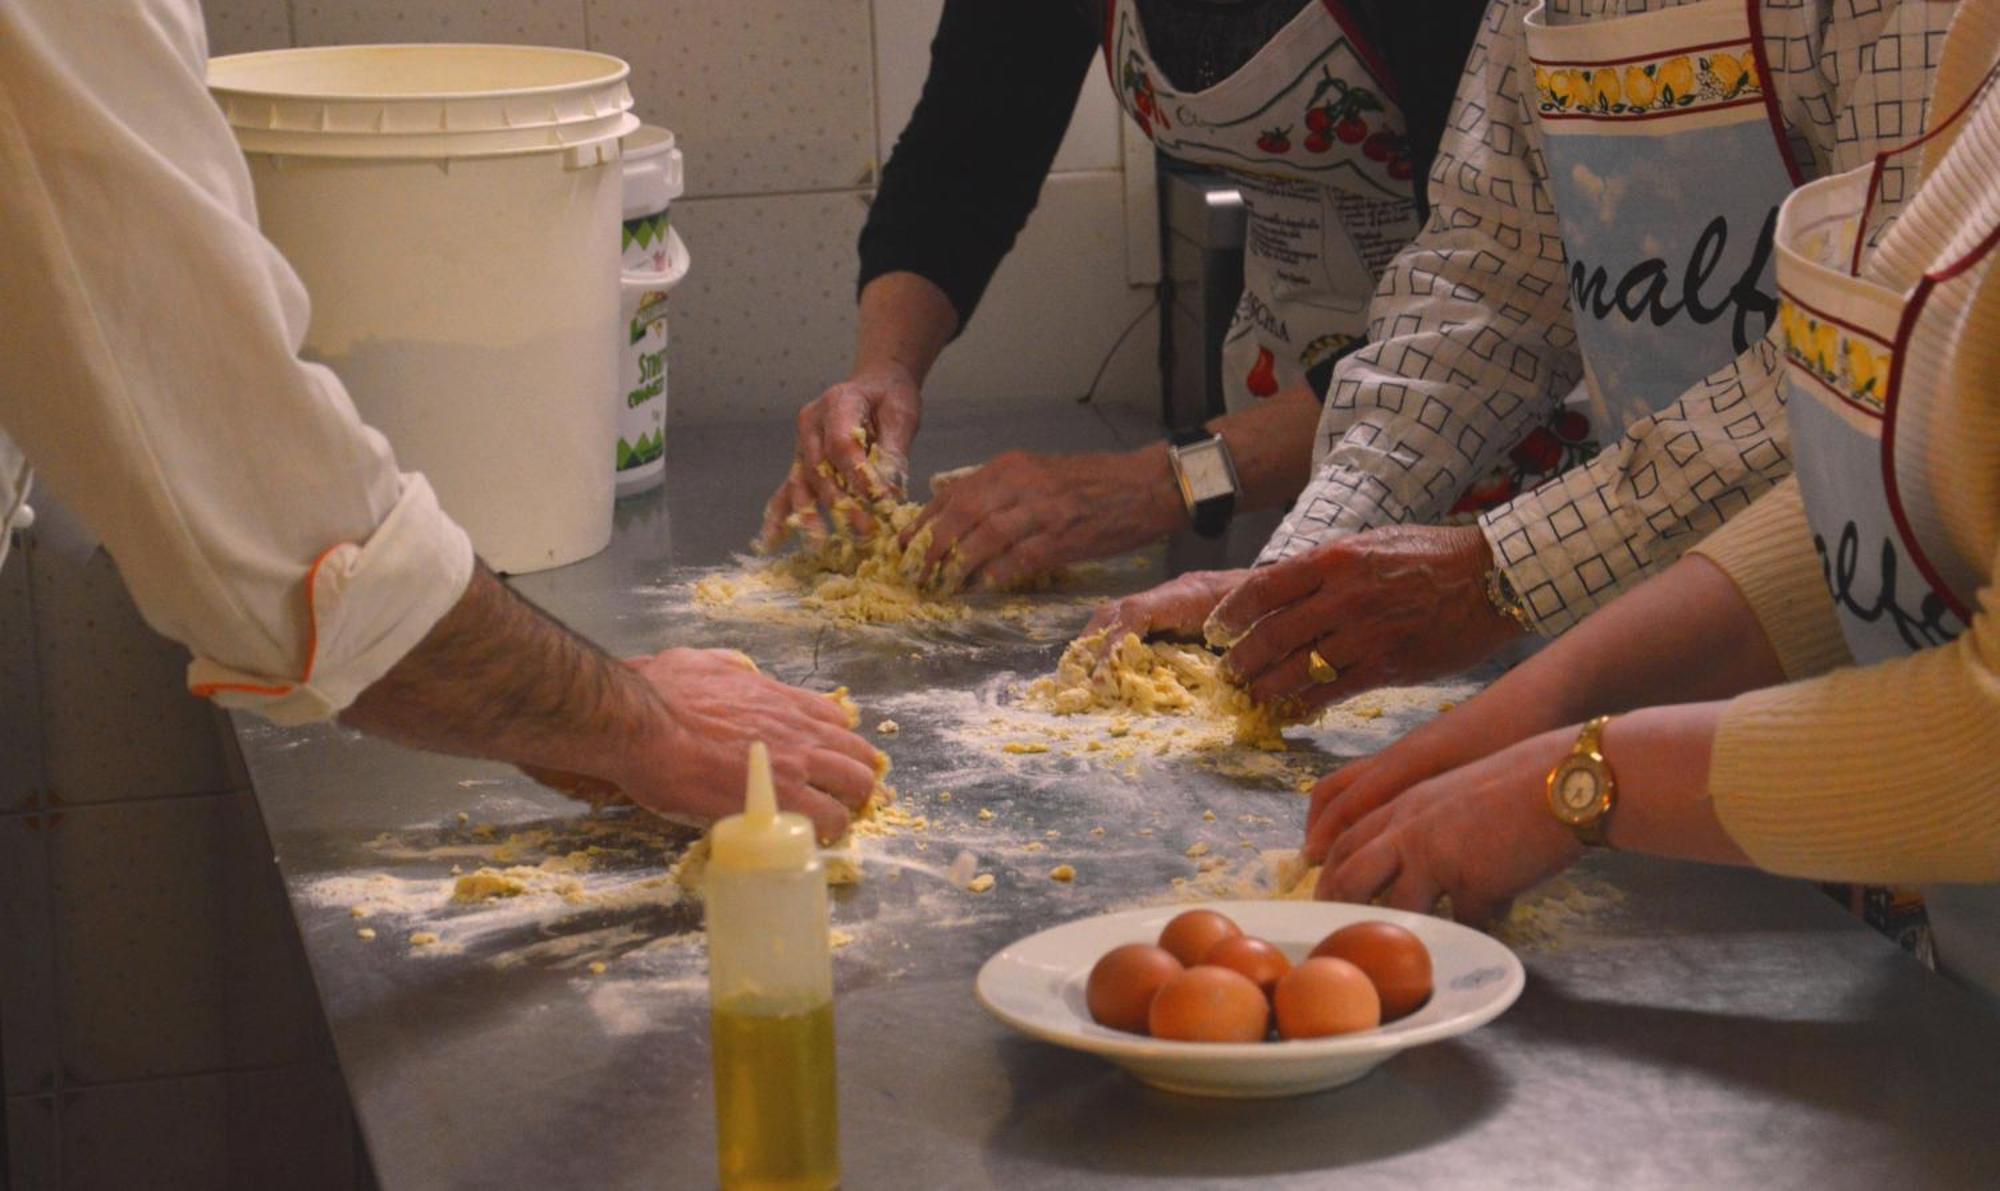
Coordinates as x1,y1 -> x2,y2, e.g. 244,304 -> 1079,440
706,742 -> 839,1191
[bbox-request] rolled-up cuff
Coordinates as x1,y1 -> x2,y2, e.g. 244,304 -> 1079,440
187,474 -> 474,725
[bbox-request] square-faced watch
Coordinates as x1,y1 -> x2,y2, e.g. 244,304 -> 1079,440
1167,429 -> 1240,539
1546,715 -> 1617,847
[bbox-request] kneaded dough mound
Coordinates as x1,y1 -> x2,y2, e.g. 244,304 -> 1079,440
1025,630 -> 1287,750
772,501 -> 971,625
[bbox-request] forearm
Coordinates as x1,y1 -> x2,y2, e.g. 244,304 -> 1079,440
1455,553 -> 1786,740
1207,384 -> 1323,513
341,564 -> 667,781
854,271 -> 959,388
1593,704 -> 1750,866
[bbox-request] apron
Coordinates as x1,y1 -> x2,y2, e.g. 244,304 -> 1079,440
1521,0 -> 1802,444
1774,53 -> 2000,1002
1104,0 -> 1421,410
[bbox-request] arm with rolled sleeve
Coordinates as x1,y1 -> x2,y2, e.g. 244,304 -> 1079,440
1473,0 -> 1946,635
0,0 -> 471,724
1259,0 -> 1583,564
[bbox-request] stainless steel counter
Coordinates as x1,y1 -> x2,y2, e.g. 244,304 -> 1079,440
236,406 -> 2000,1190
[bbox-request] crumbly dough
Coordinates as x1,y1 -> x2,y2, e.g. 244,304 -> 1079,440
1023,629 -> 1288,750
1049,864 -> 1077,883
451,869 -> 529,903
967,873 -> 996,893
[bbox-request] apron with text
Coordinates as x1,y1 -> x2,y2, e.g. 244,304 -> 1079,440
1105,0 -> 1420,411
1492,0 -> 1801,503
1774,60 -> 2000,1000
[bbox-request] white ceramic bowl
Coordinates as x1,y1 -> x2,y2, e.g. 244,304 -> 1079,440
976,900 -> 1524,1098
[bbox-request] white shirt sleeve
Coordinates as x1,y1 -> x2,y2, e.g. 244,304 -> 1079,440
0,0 -> 474,725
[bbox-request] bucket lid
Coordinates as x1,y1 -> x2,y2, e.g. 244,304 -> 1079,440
209,44 -> 639,161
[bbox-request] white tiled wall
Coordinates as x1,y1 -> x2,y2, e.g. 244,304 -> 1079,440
198,0 -> 1160,428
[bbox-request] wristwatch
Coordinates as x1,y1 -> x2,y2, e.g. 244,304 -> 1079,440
1483,565 -> 1534,634
1546,715 -> 1617,848
1167,429 -> 1240,539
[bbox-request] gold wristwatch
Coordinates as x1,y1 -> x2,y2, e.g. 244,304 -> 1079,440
1546,715 -> 1617,848
1483,566 -> 1533,634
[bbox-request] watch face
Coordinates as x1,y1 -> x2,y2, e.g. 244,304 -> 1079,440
1556,764 -> 1602,817
1176,442 -> 1236,503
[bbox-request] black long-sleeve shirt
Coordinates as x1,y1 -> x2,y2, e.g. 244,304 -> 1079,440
859,0 -> 1488,326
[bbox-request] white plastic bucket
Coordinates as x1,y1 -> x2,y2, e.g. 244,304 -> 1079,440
615,125 -> 686,498
208,44 -> 640,573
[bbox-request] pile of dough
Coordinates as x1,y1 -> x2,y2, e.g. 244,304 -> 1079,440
1025,629 -> 1287,750
773,500 -> 971,625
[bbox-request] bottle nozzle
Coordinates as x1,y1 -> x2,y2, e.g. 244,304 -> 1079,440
708,740 -> 815,872
744,741 -> 777,822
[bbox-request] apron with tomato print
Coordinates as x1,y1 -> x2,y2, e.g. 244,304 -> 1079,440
1478,0 -> 1802,507
1104,0 -> 1420,411
1774,45 -> 2000,1000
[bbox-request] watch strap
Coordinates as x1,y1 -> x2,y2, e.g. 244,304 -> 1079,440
1168,429 -> 1236,539
1567,715 -> 1616,848
1483,565 -> 1534,634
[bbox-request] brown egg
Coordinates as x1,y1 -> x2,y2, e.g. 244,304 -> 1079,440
1310,921 -> 1434,1021
1086,944 -> 1184,1033
1203,936 -> 1292,998
1273,957 -> 1381,1039
1157,909 -> 1243,967
1148,965 -> 1272,1042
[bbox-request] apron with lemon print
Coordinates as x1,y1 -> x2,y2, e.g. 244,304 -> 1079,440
1774,48 -> 2000,995
1522,0 -> 1799,442
1104,0 -> 1421,412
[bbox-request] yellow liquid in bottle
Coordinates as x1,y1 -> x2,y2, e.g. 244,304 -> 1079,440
712,997 -> 839,1191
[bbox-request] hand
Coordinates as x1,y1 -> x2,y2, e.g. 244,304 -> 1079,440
906,446 -> 1187,591
1302,683 -> 1574,862
1207,525 -> 1521,715
614,649 -> 885,843
759,368 -> 922,550
1315,728 -> 1583,925
1083,568 -> 1251,643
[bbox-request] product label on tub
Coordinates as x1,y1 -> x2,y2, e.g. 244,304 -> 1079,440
617,289 -> 668,480
622,211 -> 673,274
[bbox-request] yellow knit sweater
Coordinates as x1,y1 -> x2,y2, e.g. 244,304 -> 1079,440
1692,3 -> 2000,885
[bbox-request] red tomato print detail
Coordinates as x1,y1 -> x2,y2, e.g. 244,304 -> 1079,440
1305,106 -> 1333,134
1386,156 -> 1413,181
1246,347 -> 1281,398
1555,410 -> 1591,442
1336,115 -> 1368,144
1449,470 -> 1519,516
1257,127 -> 1293,154
1508,427 -> 1564,474
1363,131 -> 1397,162
1304,132 -> 1333,154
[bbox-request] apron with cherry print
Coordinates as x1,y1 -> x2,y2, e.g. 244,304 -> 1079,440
1104,0 -> 1421,412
